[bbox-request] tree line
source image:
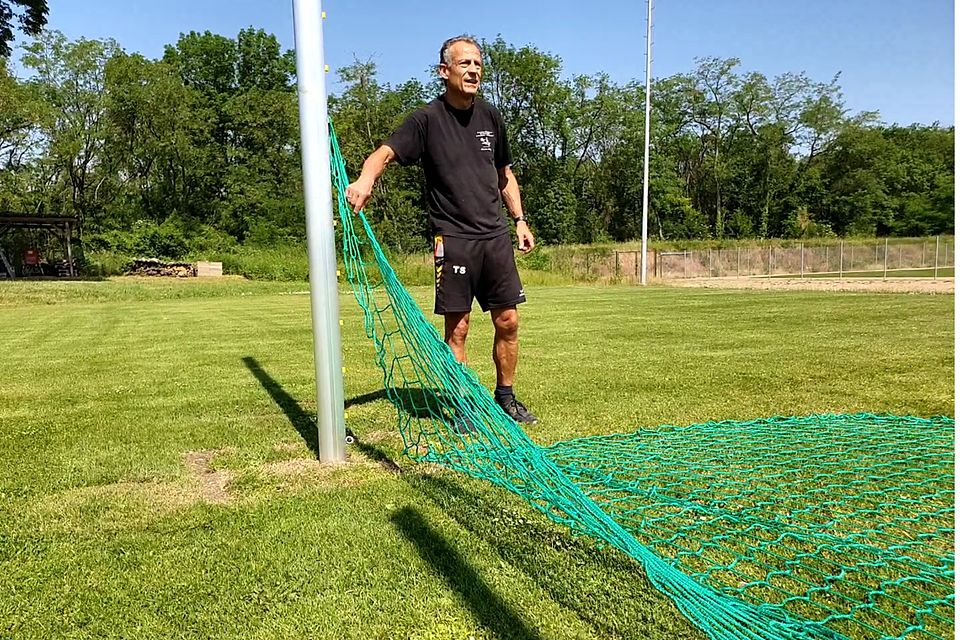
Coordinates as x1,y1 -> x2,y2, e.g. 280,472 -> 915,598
0,28 -> 953,260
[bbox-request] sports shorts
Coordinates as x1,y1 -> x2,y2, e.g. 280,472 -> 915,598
433,232 -> 526,314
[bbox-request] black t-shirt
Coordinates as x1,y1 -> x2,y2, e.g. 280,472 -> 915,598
385,96 -> 512,239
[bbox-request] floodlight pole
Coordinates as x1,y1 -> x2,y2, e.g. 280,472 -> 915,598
292,0 -> 346,462
640,0 -> 654,285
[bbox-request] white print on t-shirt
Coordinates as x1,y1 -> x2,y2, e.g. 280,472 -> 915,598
452,265 -> 467,274
475,130 -> 494,152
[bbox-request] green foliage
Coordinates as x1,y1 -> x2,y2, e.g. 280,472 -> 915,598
0,0 -> 46,57
783,206 -> 836,239
0,30 -> 953,270
218,245 -> 310,281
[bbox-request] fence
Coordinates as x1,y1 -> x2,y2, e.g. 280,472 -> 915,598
416,236 -> 954,284
611,237 -> 955,282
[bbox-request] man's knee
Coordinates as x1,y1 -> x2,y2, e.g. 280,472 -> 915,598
445,313 -> 470,344
492,307 -> 519,336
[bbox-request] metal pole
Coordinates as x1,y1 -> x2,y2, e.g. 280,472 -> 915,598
934,235 -> 939,279
736,246 -> 740,278
615,251 -> 620,279
883,237 -> 888,279
800,241 -> 804,278
65,221 -> 75,277
639,0 -> 653,285
839,239 -> 844,279
293,0 -> 346,462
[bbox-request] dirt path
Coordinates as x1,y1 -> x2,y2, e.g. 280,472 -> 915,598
663,276 -> 954,294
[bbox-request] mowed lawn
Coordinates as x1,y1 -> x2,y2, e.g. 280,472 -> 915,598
0,278 -> 953,639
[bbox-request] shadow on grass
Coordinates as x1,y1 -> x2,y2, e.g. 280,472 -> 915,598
242,356 -> 400,471
391,506 -> 544,640
243,356 -> 320,457
405,474 -> 706,640
242,358 -> 701,638
346,385 -> 462,421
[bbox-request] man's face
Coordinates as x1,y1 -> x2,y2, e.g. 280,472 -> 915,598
439,41 -> 483,98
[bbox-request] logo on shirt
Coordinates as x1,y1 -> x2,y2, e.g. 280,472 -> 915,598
476,130 -> 494,152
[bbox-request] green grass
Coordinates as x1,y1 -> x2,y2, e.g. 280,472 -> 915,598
0,278 -> 953,639
773,267 -> 955,278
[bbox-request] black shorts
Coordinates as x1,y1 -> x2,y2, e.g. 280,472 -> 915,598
433,233 -> 526,314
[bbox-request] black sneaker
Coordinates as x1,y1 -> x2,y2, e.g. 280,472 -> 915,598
450,410 -> 478,434
497,395 -> 538,425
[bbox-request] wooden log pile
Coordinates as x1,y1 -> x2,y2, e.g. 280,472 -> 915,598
126,259 -> 197,277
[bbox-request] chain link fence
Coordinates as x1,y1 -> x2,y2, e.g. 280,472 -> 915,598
416,236 -> 954,284
610,237 -> 955,282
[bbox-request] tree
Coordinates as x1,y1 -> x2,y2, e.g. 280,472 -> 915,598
679,57 -> 743,237
21,30 -> 118,235
0,0 -> 46,57
329,60 -> 430,251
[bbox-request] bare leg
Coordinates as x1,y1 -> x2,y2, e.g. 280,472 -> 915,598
444,312 -> 470,364
490,306 -> 519,386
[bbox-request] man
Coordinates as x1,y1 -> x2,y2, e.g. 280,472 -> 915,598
345,35 -> 538,425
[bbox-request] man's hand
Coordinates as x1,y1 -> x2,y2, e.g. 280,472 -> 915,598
516,221 -> 535,253
346,146 -> 397,213
345,178 -> 374,213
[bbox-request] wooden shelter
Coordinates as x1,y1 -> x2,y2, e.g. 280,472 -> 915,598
0,214 -> 79,277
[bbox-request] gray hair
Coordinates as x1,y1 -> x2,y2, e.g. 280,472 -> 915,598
439,35 -> 482,66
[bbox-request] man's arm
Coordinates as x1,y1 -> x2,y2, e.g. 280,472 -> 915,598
498,165 -> 535,253
346,145 -> 397,213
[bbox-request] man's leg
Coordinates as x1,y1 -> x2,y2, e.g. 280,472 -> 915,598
490,306 -> 519,386
490,306 -> 537,424
444,311 -> 471,364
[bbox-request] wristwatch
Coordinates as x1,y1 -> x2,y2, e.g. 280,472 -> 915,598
512,215 -> 527,224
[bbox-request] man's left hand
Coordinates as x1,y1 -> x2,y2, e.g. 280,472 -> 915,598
517,222 -> 535,254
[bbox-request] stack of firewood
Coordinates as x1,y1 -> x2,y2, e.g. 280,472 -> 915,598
126,259 -> 197,277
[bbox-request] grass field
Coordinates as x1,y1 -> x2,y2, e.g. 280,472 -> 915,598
0,278 -> 953,639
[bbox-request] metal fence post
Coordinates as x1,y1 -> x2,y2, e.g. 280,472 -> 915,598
736,247 -> 741,278
883,237 -> 888,279
615,251 -> 620,279
921,242 -> 926,267
800,241 -> 804,278
768,246 -> 772,278
839,240 -> 844,279
934,235 -> 939,279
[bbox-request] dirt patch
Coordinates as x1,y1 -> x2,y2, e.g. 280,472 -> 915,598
261,457 -> 358,478
664,276 -> 954,294
183,450 -> 233,504
358,430 -> 402,445
259,453 -> 384,492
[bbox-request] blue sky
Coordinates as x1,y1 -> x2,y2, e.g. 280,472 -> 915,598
17,0 -> 956,126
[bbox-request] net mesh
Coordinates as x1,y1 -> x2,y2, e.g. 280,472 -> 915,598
329,122 -> 955,640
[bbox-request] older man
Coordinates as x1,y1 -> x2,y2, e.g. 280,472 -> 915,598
345,35 -> 538,425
